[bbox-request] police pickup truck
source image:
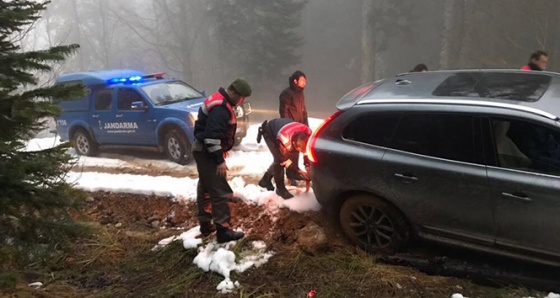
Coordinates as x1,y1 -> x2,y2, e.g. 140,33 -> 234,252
54,69 -> 251,164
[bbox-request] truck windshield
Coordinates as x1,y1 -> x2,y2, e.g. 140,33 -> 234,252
141,82 -> 204,105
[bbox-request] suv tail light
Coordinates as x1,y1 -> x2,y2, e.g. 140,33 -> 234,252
306,110 -> 344,164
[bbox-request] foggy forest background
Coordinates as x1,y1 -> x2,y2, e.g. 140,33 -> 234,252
22,0 -> 560,117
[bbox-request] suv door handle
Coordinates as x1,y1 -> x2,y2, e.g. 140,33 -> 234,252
115,114 -> 123,118
394,173 -> 418,182
501,192 -> 532,203
91,114 -> 99,118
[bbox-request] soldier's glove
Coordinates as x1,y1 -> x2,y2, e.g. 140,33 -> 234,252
298,169 -> 311,181
257,127 -> 263,144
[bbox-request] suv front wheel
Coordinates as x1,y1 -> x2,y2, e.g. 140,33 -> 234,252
340,194 -> 410,254
72,129 -> 98,156
164,128 -> 192,165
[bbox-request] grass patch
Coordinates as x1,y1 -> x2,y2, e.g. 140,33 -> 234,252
233,247 -> 537,298
0,219 -> 543,297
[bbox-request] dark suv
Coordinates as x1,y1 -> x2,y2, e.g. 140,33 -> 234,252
308,70 -> 560,266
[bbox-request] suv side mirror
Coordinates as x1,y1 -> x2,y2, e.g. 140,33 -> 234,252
131,101 -> 147,111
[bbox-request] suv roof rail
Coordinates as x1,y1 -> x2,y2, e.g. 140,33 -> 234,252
357,98 -> 559,121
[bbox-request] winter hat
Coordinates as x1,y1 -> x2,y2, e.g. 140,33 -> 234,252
230,78 -> 252,97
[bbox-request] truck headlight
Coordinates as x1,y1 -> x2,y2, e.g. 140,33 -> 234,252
189,112 -> 197,125
235,106 -> 244,118
243,102 -> 252,115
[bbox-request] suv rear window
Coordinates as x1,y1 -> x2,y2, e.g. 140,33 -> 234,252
342,114 -> 400,147
433,72 -> 550,101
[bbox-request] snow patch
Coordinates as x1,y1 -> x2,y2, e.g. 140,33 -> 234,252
28,282 -> 43,288
155,226 -> 274,293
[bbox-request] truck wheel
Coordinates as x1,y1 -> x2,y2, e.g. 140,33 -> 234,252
234,136 -> 243,147
72,129 -> 98,156
164,129 -> 192,165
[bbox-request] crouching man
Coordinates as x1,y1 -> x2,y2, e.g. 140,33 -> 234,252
192,78 -> 252,243
257,118 -> 311,199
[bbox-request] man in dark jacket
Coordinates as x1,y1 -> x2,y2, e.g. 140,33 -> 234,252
192,78 -> 252,243
521,50 -> 548,71
257,118 -> 311,199
279,70 -> 309,185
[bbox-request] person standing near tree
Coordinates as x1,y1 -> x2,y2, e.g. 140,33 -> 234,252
279,70 -> 309,185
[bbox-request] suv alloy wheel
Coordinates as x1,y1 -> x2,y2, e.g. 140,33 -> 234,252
340,194 -> 410,254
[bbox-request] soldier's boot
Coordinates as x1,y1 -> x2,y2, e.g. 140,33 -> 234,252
275,180 -> 294,199
217,227 -> 245,243
258,171 -> 275,191
199,222 -> 216,237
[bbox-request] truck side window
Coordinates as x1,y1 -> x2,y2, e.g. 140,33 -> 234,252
95,89 -> 112,110
118,89 -> 143,110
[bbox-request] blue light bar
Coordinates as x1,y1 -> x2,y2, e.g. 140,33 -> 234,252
106,73 -> 164,85
107,76 -> 143,85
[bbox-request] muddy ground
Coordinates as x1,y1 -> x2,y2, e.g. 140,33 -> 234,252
3,190 -> 557,298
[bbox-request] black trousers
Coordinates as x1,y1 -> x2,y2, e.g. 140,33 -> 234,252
262,122 -> 290,185
286,151 -> 300,179
193,150 -> 232,230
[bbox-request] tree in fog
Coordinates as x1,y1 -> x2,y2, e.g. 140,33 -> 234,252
361,0 -> 412,82
208,0 -> 308,91
39,0 -> 154,73
480,0 -> 560,70
0,0 -> 87,285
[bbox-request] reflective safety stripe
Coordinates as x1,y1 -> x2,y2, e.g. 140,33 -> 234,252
208,145 -> 222,152
277,122 -> 312,151
204,138 -> 221,145
281,159 -> 293,168
202,91 -> 237,123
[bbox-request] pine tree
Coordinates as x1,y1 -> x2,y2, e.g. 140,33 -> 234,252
0,0 -> 86,274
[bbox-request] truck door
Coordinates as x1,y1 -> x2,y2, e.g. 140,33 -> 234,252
113,88 -> 157,145
89,88 -> 114,144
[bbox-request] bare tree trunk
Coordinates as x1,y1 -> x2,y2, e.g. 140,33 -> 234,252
361,0 -> 375,83
71,0 -> 85,71
98,0 -> 111,68
440,0 -> 456,70
179,1 -> 193,83
459,0 -> 475,68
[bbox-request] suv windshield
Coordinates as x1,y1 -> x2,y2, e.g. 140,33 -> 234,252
141,82 -> 203,105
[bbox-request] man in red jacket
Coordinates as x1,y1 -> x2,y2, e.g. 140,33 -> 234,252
257,118 -> 311,199
521,50 -> 548,71
279,70 -> 309,185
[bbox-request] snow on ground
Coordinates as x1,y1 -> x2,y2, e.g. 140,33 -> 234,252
43,118 -> 325,214
153,226 -> 274,294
